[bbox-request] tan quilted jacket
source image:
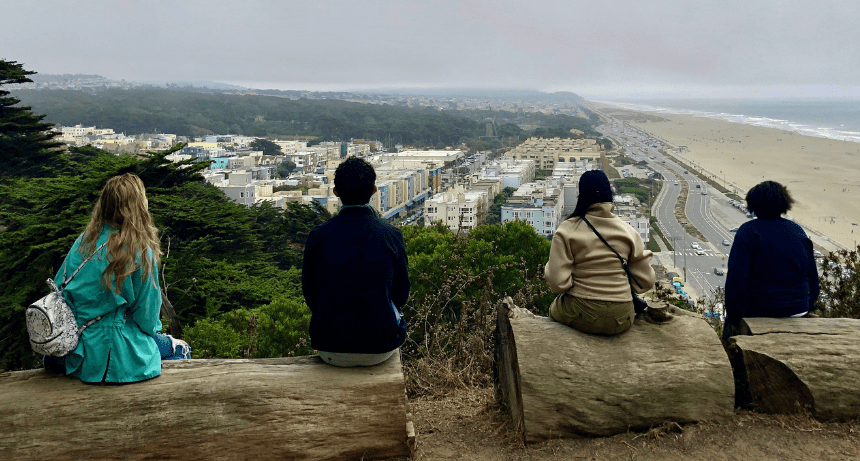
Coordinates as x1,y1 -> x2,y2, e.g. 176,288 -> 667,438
545,203 -> 656,302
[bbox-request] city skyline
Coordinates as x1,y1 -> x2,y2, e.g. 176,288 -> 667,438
3,0 -> 859,99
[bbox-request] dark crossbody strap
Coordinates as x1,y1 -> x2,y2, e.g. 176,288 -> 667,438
59,240 -> 110,333
60,240 -> 109,291
580,216 -> 644,290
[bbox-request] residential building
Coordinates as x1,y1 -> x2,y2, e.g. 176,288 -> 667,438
500,181 -> 564,237
507,137 -> 602,170
474,159 -> 535,189
210,171 -> 256,206
423,185 -> 489,232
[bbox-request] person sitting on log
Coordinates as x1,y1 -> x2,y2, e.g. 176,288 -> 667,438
544,170 -> 658,335
44,174 -> 190,383
722,180 -> 820,341
302,157 -> 409,367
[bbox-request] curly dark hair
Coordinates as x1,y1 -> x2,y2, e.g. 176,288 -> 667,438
745,180 -> 794,219
334,157 -> 376,205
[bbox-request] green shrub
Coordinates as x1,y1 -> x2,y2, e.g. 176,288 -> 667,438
184,295 -> 312,359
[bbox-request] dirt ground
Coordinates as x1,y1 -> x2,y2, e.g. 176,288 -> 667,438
398,387 -> 859,461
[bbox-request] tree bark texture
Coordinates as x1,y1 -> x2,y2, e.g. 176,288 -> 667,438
495,301 -> 733,441
728,317 -> 860,420
0,354 -> 413,460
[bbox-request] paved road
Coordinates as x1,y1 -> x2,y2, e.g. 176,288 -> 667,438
596,120 -> 748,305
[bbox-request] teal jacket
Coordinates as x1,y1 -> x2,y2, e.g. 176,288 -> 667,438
54,227 -> 162,383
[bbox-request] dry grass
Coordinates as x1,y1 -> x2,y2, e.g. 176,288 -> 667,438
401,387 -> 860,461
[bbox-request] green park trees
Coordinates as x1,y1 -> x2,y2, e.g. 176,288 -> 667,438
249,138 -> 282,155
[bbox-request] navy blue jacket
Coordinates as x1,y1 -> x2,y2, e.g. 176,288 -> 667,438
302,206 -> 410,353
724,217 -> 819,326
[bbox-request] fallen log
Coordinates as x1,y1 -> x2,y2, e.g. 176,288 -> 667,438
0,354 -> 414,460
495,299 -> 733,441
727,317 -> 860,420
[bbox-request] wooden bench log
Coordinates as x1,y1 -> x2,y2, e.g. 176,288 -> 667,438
495,299 -> 733,441
726,317 -> 860,420
0,354 -> 414,461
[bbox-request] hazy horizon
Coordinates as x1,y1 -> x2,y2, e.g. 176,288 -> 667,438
4,0 -> 859,100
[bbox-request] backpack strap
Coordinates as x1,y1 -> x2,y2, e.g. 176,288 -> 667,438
60,240 -> 109,291
580,216 -> 644,290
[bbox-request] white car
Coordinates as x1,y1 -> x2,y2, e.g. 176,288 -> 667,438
691,242 -> 700,249
696,248 -> 705,255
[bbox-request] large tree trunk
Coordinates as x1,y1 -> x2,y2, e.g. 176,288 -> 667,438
727,317 -> 860,420
1,355 -> 414,460
495,299 -> 733,441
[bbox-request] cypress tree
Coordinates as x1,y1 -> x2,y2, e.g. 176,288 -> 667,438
0,60 -> 63,178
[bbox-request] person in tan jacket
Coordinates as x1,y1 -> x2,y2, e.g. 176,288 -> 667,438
545,170 -> 656,335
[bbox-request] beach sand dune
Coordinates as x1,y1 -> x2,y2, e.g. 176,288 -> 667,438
599,107 -> 860,250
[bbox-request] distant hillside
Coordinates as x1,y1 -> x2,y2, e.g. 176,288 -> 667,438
365,88 -> 586,103
14,88 -> 600,146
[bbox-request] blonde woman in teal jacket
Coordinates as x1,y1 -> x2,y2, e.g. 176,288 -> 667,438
46,174 -> 188,383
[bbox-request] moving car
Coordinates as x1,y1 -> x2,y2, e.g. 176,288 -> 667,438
691,242 -> 700,249
696,248 -> 705,255
722,239 -> 731,246
714,268 -> 724,276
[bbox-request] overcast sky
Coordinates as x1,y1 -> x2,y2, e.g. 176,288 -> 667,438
3,0 -> 858,99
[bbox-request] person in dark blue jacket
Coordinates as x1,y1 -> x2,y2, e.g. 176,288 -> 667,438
302,157 -> 410,367
723,181 -> 819,341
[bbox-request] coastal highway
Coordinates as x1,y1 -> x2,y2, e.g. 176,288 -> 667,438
597,120 -> 742,305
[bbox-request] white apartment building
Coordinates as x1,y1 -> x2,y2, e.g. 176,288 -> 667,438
474,159 -> 536,189
207,171 -> 257,206
378,149 -> 464,169
273,140 -> 308,154
499,181 -> 564,237
620,214 -> 651,242
423,185 -> 489,232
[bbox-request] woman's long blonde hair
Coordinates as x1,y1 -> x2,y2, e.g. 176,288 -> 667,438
81,173 -> 162,294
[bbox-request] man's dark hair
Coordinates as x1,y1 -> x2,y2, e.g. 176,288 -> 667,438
334,157 -> 376,205
745,180 -> 794,219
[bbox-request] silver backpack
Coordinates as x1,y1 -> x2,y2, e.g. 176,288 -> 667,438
26,241 -> 107,356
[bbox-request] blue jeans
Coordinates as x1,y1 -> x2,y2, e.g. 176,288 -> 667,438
44,333 -> 189,372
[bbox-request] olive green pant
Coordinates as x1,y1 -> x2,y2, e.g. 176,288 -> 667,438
549,294 -> 635,336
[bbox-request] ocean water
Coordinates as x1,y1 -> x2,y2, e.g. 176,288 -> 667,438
597,99 -> 860,143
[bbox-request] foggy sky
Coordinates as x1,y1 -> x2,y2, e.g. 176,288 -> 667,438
3,0 -> 858,99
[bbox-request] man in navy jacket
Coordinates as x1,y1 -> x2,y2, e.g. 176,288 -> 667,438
723,181 -> 819,341
302,157 -> 410,366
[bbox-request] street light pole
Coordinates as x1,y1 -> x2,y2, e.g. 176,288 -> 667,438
683,233 -> 687,283
672,236 -> 677,267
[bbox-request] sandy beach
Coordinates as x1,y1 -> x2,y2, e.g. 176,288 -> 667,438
593,105 -> 860,250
